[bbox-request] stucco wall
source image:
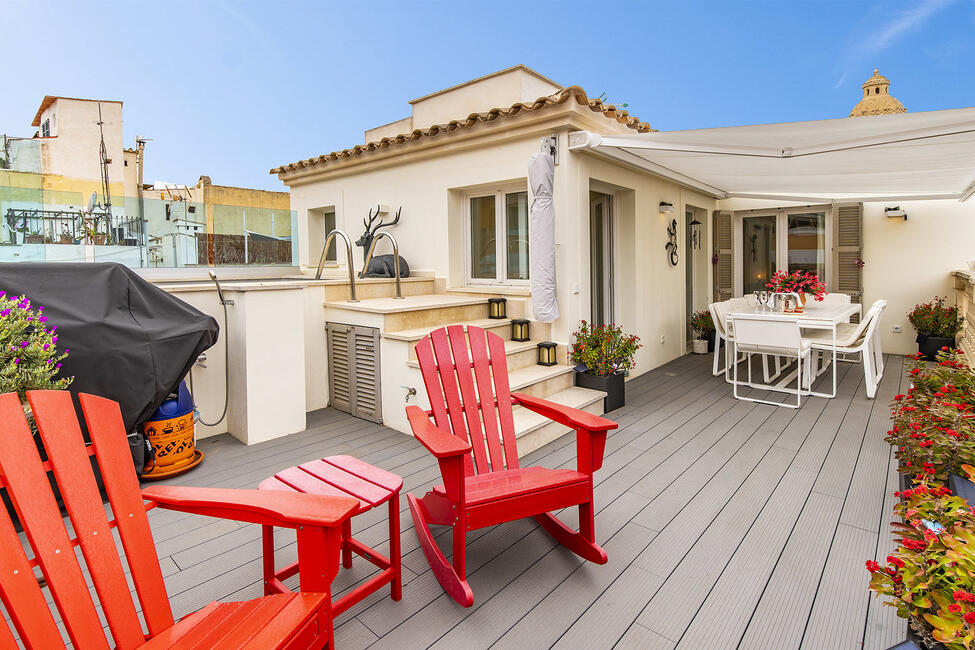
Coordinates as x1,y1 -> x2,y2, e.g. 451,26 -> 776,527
718,197 -> 975,356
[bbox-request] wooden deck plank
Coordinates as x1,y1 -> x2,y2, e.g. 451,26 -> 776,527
30,353 -> 904,649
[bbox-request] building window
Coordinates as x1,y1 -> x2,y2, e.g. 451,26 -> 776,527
324,209 -> 336,261
41,120 -> 50,137
734,206 -> 830,294
465,187 -> 529,284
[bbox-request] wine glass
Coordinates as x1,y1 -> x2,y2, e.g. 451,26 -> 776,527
757,290 -> 770,311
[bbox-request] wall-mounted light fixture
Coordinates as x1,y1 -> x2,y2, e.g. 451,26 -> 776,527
536,341 -> 557,366
659,201 -> 674,214
488,297 -> 507,319
511,319 -> 530,342
885,206 -> 907,220
689,217 -> 702,249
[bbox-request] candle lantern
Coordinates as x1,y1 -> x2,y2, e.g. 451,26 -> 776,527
536,341 -> 557,366
488,298 -> 507,319
511,319 -> 530,342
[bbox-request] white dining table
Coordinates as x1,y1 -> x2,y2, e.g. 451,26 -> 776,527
727,301 -> 861,399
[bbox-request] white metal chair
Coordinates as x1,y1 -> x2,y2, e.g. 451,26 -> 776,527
818,293 -> 851,306
803,299 -> 887,399
710,299 -> 748,380
731,314 -> 812,409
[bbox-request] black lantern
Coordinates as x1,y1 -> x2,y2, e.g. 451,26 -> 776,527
488,298 -> 507,319
511,319 -> 530,342
537,341 -> 557,366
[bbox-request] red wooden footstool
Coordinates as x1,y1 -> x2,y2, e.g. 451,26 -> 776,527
258,455 -> 403,614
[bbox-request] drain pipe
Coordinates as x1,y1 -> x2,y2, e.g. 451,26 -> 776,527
188,271 -> 231,427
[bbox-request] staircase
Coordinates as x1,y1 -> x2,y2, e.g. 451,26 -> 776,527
324,284 -> 606,457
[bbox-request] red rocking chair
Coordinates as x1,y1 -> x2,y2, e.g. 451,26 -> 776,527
407,325 -> 617,606
0,390 -> 359,649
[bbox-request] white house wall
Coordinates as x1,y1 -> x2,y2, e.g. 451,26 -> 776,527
720,197 -> 975,356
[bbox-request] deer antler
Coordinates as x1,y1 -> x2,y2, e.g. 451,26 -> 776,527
374,206 -> 402,233
364,205 -> 382,233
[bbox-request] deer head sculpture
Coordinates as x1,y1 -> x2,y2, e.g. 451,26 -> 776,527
354,205 -> 402,261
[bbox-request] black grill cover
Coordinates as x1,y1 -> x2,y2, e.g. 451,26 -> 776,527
0,262 -> 219,431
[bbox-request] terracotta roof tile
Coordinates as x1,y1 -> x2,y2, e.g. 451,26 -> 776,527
270,86 -> 653,175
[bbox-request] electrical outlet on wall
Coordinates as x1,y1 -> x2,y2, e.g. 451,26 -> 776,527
892,325 -> 902,333
660,335 -> 666,344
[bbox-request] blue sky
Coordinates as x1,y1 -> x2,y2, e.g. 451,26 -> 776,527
3,0 -> 974,191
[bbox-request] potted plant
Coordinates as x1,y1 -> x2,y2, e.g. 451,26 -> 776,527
909,297 -> 963,361
0,292 -> 73,420
765,270 -> 828,312
569,320 -> 641,412
24,229 -> 45,244
689,309 -> 715,354
866,472 -> 975,650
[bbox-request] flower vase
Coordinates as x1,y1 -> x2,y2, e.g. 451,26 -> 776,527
796,293 -> 807,314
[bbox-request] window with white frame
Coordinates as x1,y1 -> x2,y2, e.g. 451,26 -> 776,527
41,120 -> 50,138
734,205 -> 830,295
465,186 -> 529,284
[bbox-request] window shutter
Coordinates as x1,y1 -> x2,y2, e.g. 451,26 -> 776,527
713,210 -> 733,301
832,203 -> 863,321
327,323 -> 382,423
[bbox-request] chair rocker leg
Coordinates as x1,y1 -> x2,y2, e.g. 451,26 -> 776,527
533,508 -> 608,565
407,493 -> 474,607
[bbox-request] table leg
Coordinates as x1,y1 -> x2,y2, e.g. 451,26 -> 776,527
390,493 -> 402,601
261,524 -> 275,596
342,518 -> 353,569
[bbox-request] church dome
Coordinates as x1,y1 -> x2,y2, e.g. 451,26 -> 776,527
849,69 -> 906,117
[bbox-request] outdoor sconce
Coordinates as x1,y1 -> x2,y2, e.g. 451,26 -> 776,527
885,206 -> 907,220
689,217 -> 702,249
537,341 -> 557,366
659,201 -> 674,214
512,319 -> 530,342
488,298 -> 507,319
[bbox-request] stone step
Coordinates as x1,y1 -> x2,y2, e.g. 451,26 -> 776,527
511,386 -> 607,457
386,318 -> 552,361
405,339 -> 538,371
322,276 -> 435,302
325,294 -> 528,332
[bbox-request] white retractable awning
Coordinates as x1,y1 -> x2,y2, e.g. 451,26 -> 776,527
568,107 -> 975,203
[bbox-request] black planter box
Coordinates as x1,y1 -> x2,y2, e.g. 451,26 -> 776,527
916,332 -> 955,361
949,472 -> 975,504
574,369 -> 625,412
704,330 -> 716,353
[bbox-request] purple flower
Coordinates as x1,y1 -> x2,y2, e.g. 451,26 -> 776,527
26,316 -> 33,322
51,325 -> 56,332
0,291 -> 5,297
52,336 -> 57,343
55,363 -> 61,369
20,342 -> 28,348
39,316 -> 48,323
13,358 -> 19,365
0,309 -> 9,316
43,344 -> 49,351
46,359 -> 52,364
64,348 -> 69,353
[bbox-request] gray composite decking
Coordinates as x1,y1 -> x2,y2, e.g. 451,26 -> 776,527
31,352 -> 909,648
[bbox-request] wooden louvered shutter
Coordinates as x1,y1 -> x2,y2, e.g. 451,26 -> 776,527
352,326 -> 382,422
327,323 -> 353,414
832,203 -> 863,321
327,323 -> 382,423
713,210 -> 733,301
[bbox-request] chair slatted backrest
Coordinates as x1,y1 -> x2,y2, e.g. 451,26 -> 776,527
416,325 -> 519,475
0,391 -> 175,649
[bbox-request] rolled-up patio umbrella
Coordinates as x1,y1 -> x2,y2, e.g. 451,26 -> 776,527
528,152 -> 559,322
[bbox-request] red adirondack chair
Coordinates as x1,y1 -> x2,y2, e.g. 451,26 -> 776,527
407,325 -> 618,606
0,390 -> 359,649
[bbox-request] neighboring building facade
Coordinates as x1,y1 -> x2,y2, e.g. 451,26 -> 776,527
1,96 -> 295,268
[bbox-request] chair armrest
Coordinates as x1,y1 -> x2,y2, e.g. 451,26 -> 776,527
142,486 -> 359,529
512,393 -> 618,432
406,405 -> 471,458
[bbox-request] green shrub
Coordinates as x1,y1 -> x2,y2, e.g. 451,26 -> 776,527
909,296 -> 963,339
0,292 -> 72,405
569,321 -> 641,377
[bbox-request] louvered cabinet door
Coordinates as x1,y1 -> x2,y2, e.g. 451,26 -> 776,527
352,326 -> 382,423
326,323 -> 382,423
